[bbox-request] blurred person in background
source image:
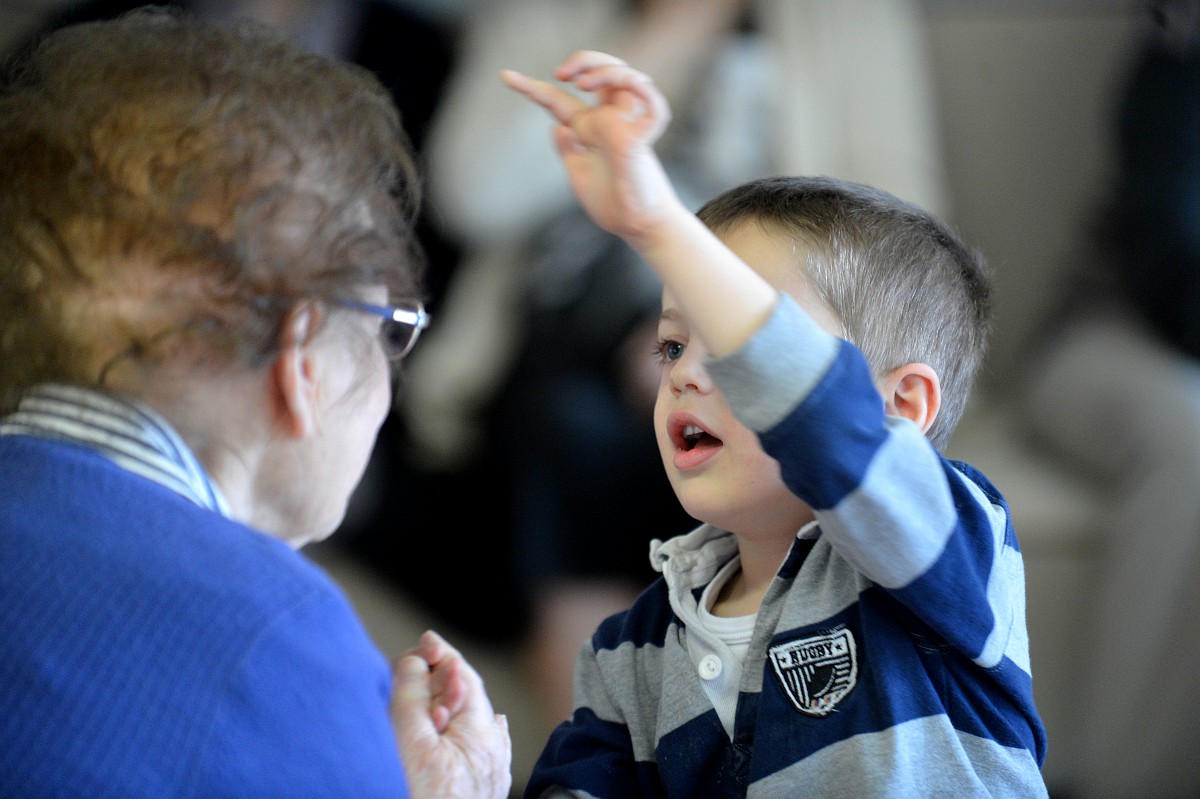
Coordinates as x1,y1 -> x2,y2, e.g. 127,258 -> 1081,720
1021,2 -> 1199,796
399,0 -> 953,738
31,0 -> 458,157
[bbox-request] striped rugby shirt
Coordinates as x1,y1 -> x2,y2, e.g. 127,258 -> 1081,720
526,295 -> 1047,798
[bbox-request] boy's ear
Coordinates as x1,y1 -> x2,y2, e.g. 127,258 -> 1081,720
880,362 -> 941,435
270,303 -> 323,440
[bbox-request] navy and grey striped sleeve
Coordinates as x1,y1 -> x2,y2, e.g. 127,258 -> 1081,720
526,592 -> 675,799
707,294 -> 1034,692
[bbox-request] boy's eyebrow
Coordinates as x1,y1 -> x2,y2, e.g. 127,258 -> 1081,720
658,308 -> 680,323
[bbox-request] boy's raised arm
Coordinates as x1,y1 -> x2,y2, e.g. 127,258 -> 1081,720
503,50 -> 778,358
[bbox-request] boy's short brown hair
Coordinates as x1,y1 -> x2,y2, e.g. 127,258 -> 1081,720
698,176 -> 991,449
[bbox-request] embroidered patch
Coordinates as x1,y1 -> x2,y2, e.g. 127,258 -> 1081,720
768,627 -> 858,717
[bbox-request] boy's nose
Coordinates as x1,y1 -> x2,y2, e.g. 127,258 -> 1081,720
669,348 -> 713,396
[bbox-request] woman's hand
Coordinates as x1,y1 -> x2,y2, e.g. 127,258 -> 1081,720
390,630 -> 512,799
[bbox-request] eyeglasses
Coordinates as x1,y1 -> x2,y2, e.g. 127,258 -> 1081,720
335,298 -> 430,360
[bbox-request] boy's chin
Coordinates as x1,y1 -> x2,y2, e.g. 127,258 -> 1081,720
671,491 -> 735,533
676,492 -> 814,539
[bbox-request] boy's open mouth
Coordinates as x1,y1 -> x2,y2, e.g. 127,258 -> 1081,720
668,415 -> 724,471
680,423 -> 722,451
669,414 -> 723,452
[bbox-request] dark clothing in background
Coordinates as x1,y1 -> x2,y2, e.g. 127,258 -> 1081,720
1108,37 -> 1198,358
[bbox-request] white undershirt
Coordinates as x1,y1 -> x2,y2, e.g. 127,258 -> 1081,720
687,555 -> 758,738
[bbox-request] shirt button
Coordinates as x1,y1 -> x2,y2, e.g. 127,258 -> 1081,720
698,654 -> 723,680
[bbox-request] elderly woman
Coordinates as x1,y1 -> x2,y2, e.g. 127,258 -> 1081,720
0,9 -> 508,798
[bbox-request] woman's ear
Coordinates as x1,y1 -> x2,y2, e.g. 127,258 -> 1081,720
270,303 -> 324,439
880,362 -> 941,435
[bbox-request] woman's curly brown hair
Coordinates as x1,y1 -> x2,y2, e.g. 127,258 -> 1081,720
0,8 -> 424,411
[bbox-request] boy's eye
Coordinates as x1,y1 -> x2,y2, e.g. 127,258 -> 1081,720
654,338 -> 685,363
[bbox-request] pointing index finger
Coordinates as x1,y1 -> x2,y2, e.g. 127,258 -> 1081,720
501,69 -> 586,126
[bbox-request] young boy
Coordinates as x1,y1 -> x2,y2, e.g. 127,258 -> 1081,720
504,51 -> 1047,797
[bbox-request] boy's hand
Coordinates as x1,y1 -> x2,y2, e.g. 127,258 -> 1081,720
506,48 -> 776,358
502,50 -> 687,248
391,630 -> 512,799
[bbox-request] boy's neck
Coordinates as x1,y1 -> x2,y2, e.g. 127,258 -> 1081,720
710,532 -> 796,618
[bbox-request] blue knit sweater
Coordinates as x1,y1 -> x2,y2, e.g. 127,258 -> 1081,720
0,434 -> 409,797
